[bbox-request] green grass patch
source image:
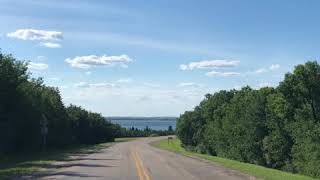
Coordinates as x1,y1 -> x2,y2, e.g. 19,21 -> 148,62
0,137 -> 136,179
151,138 -> 317,180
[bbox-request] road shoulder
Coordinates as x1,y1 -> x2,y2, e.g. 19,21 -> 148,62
0,138 -> 136,179
150,137 -> 316,180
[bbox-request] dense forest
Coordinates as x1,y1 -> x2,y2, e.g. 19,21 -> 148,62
0,52 -> 119,153
176,61 -> 320,178
0,52 -> 173,154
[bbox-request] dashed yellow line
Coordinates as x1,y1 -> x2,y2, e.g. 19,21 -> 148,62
132,150 -> 152,180
132,151 -> 144,180
135,151 -> 152,180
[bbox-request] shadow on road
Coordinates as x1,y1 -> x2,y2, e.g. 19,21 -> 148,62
24,171 -> 103,179
60,157 -> 120,161
1,143 -> 116,179
20,162 -> 116,169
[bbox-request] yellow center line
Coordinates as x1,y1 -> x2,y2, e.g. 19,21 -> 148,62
131,149 -> 152,180
132,151 -> 144,180
135,151 -> 152,180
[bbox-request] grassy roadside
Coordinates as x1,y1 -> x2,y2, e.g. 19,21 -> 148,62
0,137 -> 136,179
151,138 -> 317,180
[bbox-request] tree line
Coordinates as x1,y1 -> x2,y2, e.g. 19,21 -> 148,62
0,52 -> 121,153
114,125 -> 174,137
0,52 -> 173,154
176,61 -> 320,178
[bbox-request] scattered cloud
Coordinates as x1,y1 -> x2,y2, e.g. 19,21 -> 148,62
65,54 -> 132,69
255,68 -> 267,74
117,78 -> 133,83
254,64 -> 281,74
40,42 -> 61,48
136,95 -> 152,102
7,29 -> 63,41
180,60 -> 240,70
269,64 -> 280,70
48,77 -> 59,81
64,79 -> 211,116
28,62 -> 48,70
74,82 -> 117,88
177,82 -> 203,88
143,82 -> 161,88
36,56 -> 47,61
206,71 -> 240,77
90,83 -> 117,88
74,82 -> 88,88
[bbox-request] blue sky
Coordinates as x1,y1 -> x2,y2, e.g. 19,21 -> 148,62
1,0 -> 320,116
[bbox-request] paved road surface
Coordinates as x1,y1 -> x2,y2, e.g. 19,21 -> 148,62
36,137 -> 253,180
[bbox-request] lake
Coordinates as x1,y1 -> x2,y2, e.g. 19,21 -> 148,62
108,117 -> 177,130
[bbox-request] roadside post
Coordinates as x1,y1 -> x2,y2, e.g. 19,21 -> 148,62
40,114 -> 48,152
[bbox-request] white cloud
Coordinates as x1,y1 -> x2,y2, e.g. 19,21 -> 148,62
40,42 -> 61,48
255,68 -> 267,74
137,95 -> 152,102
63,79 -> 212,116
85,71 -> 92,75
254,64 -> 280,74
269,64 -> 280,70
74,82 -> 88,88
74,82 -> 117,88
36,56 -> 47,61
117,78 -> 133,83
7,29 -> 63,41
143,82 -> 161,88
48,77 -> 59,81
180,60 -> 240,70
90,83 -> 117,88
177,82 -> 202,88
206,71 -> 240,77
65,54 -> 132,69
28,62 -> 48,70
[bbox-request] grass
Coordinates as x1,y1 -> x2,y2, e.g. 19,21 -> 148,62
151,138 -> 318,180
0,137 -> 136,179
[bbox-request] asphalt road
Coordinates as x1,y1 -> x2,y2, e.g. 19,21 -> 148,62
37,137 -> 253,180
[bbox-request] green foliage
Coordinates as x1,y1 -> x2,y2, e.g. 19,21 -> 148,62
115,125 -> 175,137
66,105 -> 116,144
0,51 -> 174,155
153,138 -> 316,180
176,61 -> 320,178
0,52 -> 119,153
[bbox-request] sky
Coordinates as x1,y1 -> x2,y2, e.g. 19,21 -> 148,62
1,0 -> 320,116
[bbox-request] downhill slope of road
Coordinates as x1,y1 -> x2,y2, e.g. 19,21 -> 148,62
26,137 -> 253,180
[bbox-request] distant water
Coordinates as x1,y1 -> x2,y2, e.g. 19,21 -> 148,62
108,117 -> 176,130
